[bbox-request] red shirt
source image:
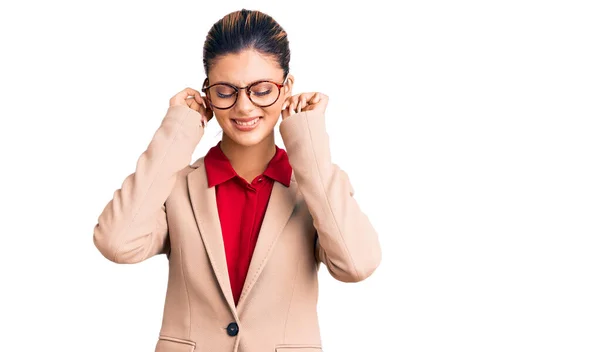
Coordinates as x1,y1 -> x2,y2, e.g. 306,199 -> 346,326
204,141 -> 293,306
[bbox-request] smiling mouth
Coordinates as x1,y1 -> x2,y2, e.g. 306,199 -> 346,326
232,117 -> 261,126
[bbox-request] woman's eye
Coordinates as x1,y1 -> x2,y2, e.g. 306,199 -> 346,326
254,89 -> 272,97
217,92 -> 234,98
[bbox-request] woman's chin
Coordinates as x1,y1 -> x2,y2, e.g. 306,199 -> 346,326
226,129 -> 270,147
224,119 -> 276,146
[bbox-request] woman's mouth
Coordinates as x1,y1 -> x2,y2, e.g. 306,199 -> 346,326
232,117 -> 261,131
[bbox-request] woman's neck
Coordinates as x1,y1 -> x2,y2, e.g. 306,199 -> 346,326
219,133 -> 277,183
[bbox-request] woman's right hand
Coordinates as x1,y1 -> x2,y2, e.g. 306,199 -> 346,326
169,87 -> 213,127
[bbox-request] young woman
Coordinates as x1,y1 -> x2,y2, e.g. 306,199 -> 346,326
93,9 -> 381,352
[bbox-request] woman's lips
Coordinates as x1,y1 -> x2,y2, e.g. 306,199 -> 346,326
231,116 -> 261,131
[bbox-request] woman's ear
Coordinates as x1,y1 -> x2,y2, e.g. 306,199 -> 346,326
284,74 -> 294,97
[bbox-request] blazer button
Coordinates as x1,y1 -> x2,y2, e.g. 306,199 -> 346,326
226,322 -> 239,336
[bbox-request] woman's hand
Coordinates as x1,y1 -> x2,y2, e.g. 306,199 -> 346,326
281,92 -> 329,120
169,87 -> 214,127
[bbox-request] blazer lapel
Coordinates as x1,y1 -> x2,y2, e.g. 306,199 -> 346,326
236,175 -> 298,312
187,158 -> 237,315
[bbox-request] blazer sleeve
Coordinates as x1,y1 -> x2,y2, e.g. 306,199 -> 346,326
93,105 -> 204,264
279,110 -> 382,282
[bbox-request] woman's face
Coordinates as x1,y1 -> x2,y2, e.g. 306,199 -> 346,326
206,49 -> 294,147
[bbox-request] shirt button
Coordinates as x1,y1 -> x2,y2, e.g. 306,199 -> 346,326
226,322 -> 239,336
258,177 -> 263,182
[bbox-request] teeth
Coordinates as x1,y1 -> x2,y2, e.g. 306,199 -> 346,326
235,118 -> 259,126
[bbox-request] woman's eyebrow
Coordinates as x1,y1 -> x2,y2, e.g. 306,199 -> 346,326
213,78 -> 275,86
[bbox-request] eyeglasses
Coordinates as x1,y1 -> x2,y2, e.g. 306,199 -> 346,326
202,76 -> 287,110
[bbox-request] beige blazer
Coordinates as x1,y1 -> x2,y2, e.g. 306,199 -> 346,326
93,105 -> 382,352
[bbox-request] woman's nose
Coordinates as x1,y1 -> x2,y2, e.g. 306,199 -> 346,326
234,90 -> 255,112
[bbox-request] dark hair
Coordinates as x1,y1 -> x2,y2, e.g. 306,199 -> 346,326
202,9 -> 290,78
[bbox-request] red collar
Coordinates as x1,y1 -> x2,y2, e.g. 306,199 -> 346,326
204,141 -> 292,188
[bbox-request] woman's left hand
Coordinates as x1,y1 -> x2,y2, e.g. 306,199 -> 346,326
281,92 -> 329,120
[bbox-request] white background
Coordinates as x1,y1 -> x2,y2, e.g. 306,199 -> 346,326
1,0 -> 599,351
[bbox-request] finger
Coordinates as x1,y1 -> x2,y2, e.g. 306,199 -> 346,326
298,95 -> 307,112
287,96 -> 298,114
288,95 -> 299,111
185,97 -> 202,112
179,87 -> 202,100
198,96 -> 213,116
304,93 -> 327,113
171,87 -> 203,108
203,96 -> 212,110
185,97 -> 211,124
281,97 -> 291,110
284,94 -> 300,110
281,97 -> 293,119
294,96 -> 303,112
308,92 -> 320,104
281,105 -> 290,120
194,93 -> 207,109
312,93 -> 321,104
